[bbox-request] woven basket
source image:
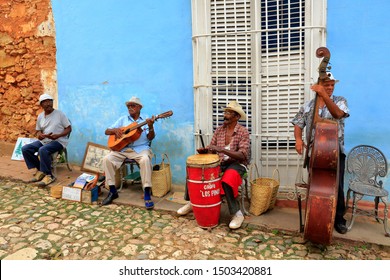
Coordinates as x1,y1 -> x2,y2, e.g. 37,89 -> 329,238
152,154 -> 172,197
267,169 -> 280,210
50,185 -> 63,199
249,168 -> 280,216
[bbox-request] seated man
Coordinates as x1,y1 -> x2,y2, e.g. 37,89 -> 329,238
177,101 -> 251,229
102,96 -> 156,209
22,93 -> 72,186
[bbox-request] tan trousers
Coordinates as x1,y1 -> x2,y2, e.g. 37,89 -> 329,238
102,148 -> 153,190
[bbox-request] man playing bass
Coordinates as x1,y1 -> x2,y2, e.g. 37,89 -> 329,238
291,72 -> 350,234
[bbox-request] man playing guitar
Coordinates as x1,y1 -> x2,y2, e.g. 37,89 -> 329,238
102,96 -> 156,209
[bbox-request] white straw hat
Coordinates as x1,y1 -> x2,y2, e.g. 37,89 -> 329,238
125,96 -> 143,108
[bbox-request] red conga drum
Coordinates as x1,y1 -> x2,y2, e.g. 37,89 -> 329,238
186,154 -> 221,228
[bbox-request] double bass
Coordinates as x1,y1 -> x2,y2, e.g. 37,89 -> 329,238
303,47 -> 339,245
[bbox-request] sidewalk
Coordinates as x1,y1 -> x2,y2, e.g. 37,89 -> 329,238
0,153 -> 389,247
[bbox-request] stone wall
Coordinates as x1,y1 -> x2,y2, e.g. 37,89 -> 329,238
0,0 -> 56,143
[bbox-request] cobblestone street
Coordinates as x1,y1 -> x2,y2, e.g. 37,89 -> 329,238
1,178 -> 389,261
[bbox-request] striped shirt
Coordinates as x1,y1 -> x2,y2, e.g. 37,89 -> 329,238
210,123 -> 250,165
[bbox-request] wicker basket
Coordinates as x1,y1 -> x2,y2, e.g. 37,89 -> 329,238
267,169 -> 280,210
50,185 -> 63,199
249,168 -> 280,216
151,154 -> 172,197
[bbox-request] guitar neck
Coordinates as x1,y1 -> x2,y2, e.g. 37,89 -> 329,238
133,120 -> 148,130
127,115 -> 163,132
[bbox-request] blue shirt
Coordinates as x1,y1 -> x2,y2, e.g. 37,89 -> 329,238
109,115 -> 153,153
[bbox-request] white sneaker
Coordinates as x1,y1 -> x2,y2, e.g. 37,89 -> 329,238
177,203 -> 192,215
229,214 -> 244,229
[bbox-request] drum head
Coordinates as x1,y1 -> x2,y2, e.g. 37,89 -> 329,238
186,154 -> 220,166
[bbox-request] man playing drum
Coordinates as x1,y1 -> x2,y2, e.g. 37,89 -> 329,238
177,101 -> 251,229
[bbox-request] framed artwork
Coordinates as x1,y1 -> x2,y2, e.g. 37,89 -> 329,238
81,142 -> 111,174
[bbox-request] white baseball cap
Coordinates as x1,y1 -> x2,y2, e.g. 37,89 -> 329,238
39,93 -> 54,103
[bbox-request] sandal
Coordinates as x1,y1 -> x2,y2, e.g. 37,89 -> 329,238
144,200 -> 154,210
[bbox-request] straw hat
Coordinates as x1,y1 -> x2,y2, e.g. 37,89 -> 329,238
125,96 -> 143,108
224,101 -> 246,120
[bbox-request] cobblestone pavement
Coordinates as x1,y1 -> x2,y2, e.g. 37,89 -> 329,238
0,179 -> 389,260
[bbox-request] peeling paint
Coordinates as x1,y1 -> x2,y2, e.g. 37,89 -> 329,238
37,11 -> 55,37
40,69 -> 58,107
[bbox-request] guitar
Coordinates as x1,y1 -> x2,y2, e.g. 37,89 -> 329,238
107,110 -> 173,151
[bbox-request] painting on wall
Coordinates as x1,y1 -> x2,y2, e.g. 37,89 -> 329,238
81,142 -> 111,174
11,138 -> 37,161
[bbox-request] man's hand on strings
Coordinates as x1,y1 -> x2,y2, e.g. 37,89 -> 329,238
113,128 -> 123,139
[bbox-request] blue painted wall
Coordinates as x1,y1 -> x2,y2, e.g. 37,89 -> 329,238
328,0 -> 390,190
328,0 -> 390,156
52,0 -> 194,184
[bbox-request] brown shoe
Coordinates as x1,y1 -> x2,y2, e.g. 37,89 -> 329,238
29,171 -> 45,183
37,175 -> 56,186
